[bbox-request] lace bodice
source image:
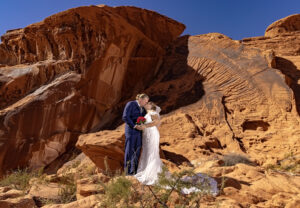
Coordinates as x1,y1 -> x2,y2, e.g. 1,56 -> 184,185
144,111 -> 159,124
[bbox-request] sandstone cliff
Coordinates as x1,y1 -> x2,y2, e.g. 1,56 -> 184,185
0,5 -> 185,176
0,6 -> 299,208
76,13 -> 300,207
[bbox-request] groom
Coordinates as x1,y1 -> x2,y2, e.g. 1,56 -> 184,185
122,93 -> 149,175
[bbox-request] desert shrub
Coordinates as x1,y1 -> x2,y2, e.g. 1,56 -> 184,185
222,153 -> 253,166
38,173 -> 77,205
71,160 -> 81,169
100,176 -> 133,207
152,166 -> 217,207
52,172 -> 77,204
57,181 -> 77,204
0,164 -> 78,204
98,165 -> 218,208
0,167 -> 44,191
266,153 -> 300,174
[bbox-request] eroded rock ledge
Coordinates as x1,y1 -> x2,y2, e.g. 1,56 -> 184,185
0,5 -> 185,176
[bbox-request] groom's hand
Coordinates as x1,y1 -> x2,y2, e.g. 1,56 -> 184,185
135,125 -> 143,130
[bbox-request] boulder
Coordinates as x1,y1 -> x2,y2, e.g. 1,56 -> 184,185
0,187 -> 37,208
0,5 -> 185,176
265,14 -> 300,37
76,127 -> 125,172
41,194 -> 101,208
76,173 -> 109,200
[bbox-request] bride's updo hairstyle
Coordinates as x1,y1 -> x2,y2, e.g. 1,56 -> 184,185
147,101 -> 157,111
136,93 -> 149,100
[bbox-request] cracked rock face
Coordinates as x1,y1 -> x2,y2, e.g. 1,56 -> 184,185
75,25 -> 300,207
139,32 -> 299,166
0,7 -> 300,208
0,5 -> 185,176
78,31 -> 300,171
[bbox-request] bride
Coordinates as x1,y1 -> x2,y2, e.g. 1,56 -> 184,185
134,102 -> 219,196
134,101 -> 163,185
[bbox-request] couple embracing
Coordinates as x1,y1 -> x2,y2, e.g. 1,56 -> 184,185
122,93 -> 219,196
122,93 -> 163,185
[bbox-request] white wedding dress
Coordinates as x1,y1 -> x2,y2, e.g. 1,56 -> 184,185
134,108 -> 219,196
134,110 -> 163,185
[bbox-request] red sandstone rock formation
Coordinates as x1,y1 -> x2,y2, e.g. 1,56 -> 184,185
77,28 -> 300,172
0,5 -> 300,208
0,5 -> 185,176
265,14 -> 300,37
76,13 -> 300,207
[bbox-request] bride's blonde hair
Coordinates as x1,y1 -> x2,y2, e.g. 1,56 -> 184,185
147,101 -> 157,111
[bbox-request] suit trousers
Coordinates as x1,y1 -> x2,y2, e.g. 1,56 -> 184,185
124,131 -> 142,175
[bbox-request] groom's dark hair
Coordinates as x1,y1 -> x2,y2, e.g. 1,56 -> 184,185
136,93 -> 149,100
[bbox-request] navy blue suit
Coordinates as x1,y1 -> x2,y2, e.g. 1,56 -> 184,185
122,100 -> 146,175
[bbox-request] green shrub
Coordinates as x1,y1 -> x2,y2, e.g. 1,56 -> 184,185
71,160 -> 81,169
222,153 -> 253,166
152,166 -> 216,207
0,167 -> 44,191
57,181 -> 77,204
37,173 -> 77,205
99,165 -> 217,208
100,176 -> 133,207
266,153 -> 300,174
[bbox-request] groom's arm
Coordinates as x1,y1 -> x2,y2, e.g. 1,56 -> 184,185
122,102 -> 137,129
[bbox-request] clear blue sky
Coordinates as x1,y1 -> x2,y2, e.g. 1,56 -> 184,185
1,0 -> 299,40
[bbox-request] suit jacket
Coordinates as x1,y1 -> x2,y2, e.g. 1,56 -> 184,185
122,100 -> 146,135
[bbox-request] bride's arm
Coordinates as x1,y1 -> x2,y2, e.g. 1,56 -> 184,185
144,114 -> 160,127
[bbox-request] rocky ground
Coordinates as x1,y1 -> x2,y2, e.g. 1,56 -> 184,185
0,5 -> 299,208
